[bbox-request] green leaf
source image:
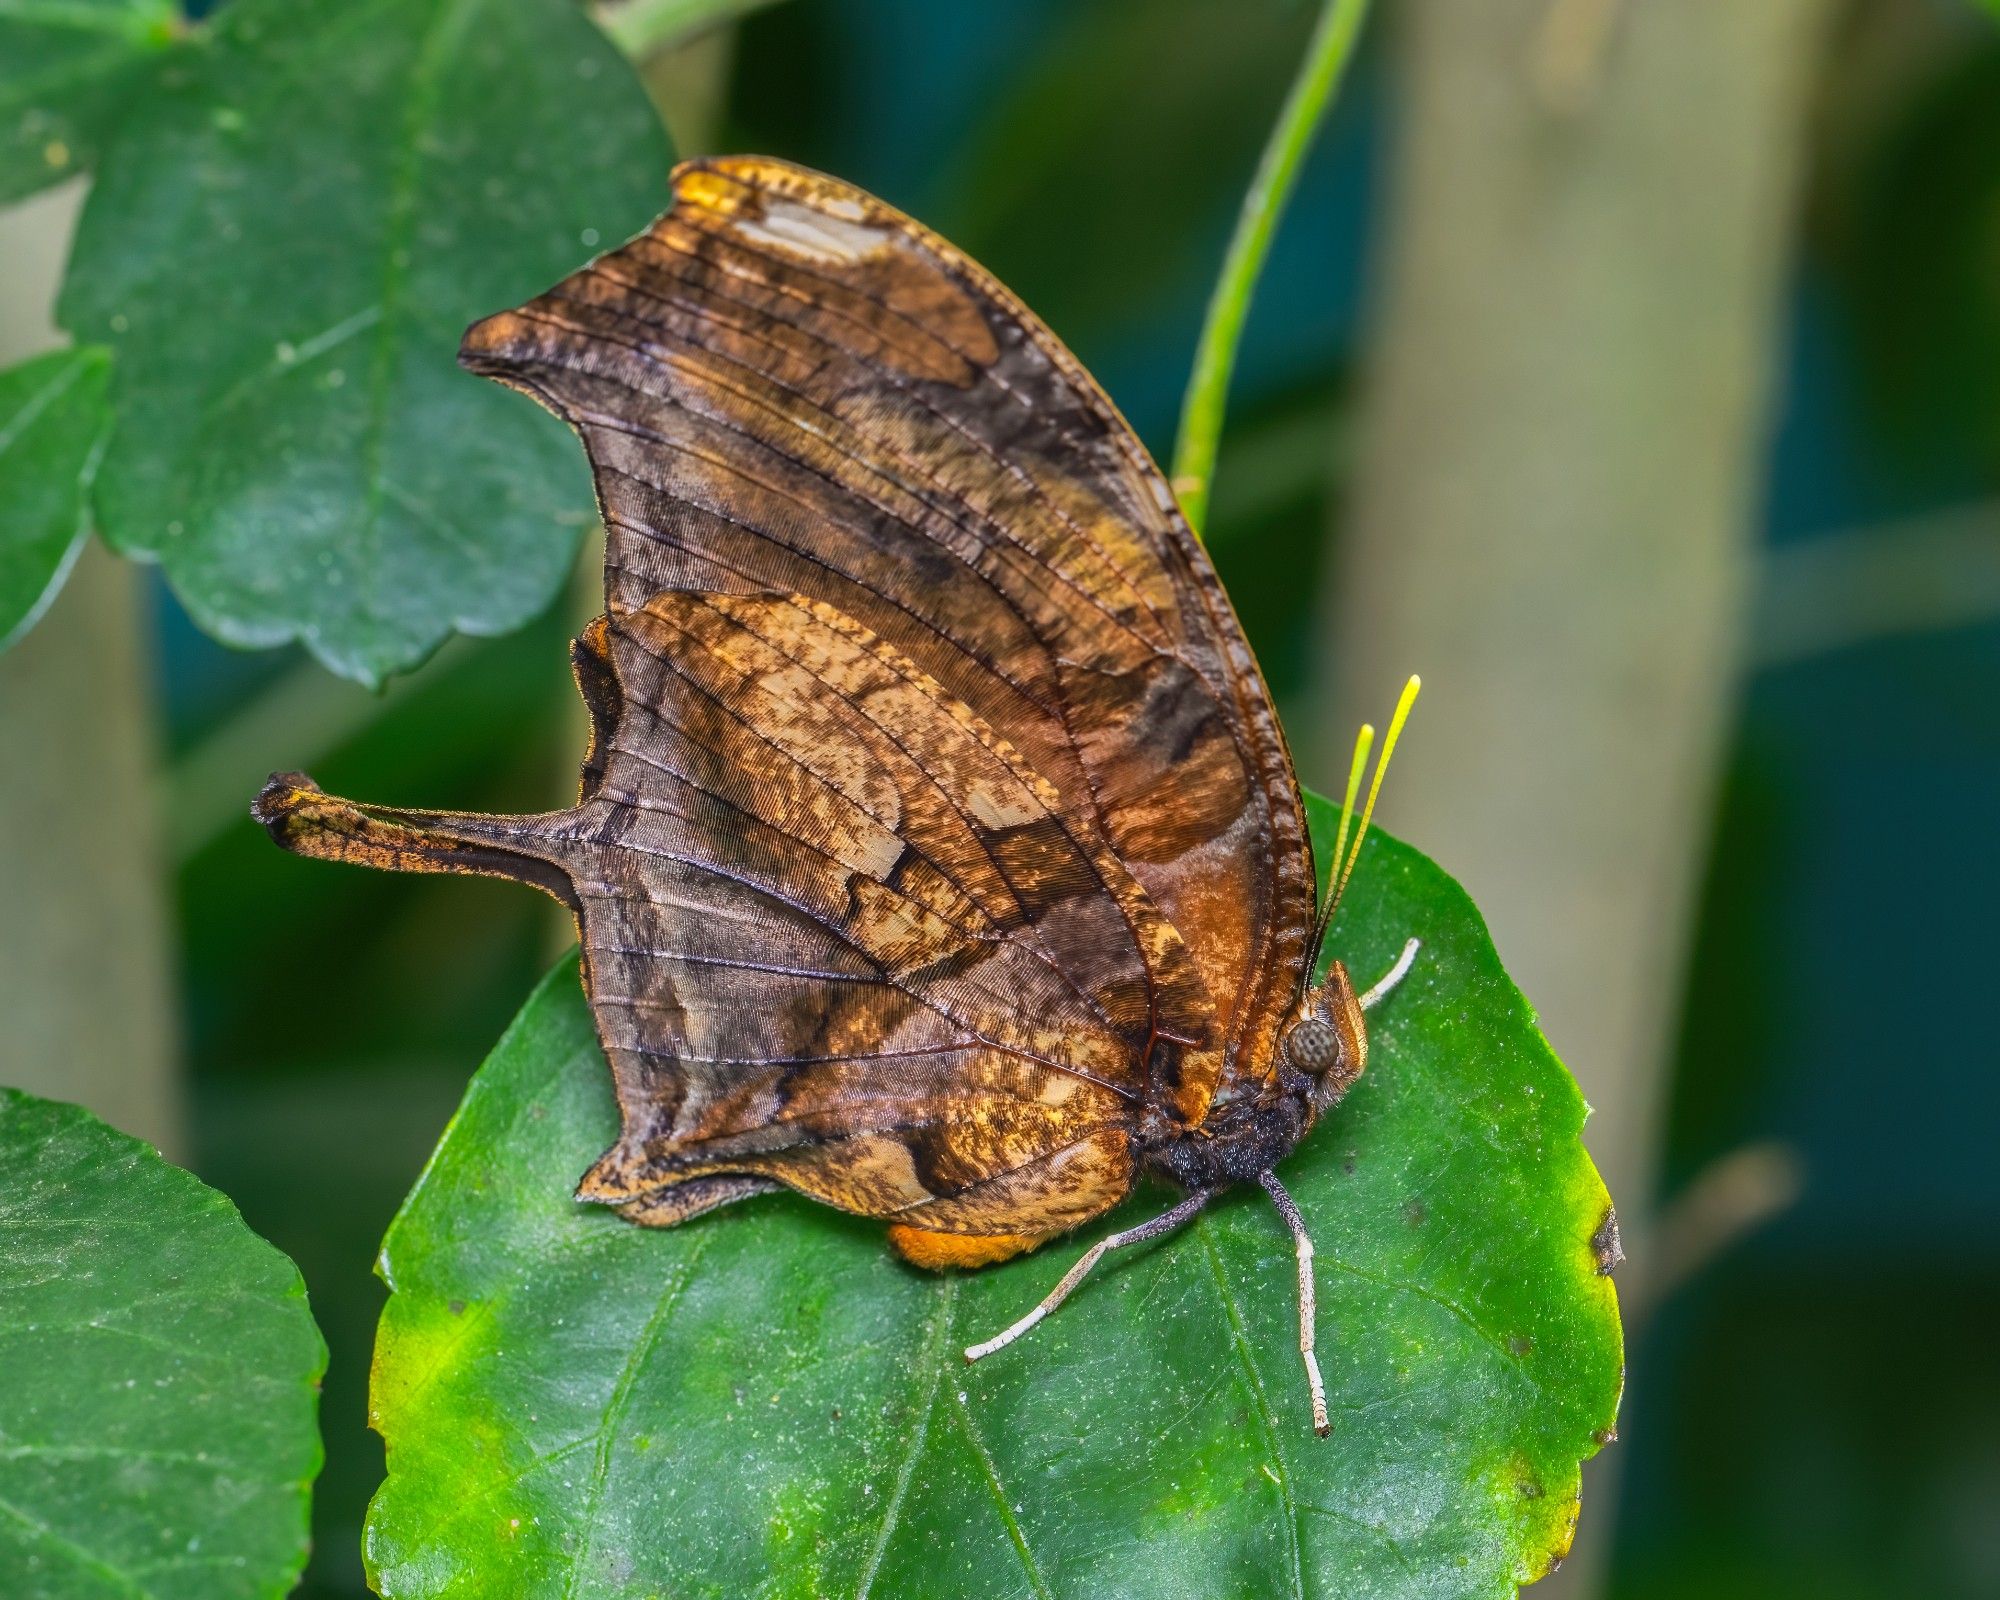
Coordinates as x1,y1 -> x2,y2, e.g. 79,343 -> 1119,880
592,0 -> 789,59
366,802 -> 1623,1598
0,1089 -> 327,1600
0,0 -> 180,204
0,346 -> 110,652
58,0 -> 673,687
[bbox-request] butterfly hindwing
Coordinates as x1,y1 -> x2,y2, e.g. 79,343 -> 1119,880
565,584 -> 1178,1237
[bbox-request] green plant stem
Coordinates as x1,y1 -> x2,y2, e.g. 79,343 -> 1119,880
0,182 -> 183,1159
1170,0 -> 1370,538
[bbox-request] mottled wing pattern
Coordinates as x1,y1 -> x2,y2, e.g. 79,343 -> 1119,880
560,588 -> 1179,1242
452,157 -> 1313,1242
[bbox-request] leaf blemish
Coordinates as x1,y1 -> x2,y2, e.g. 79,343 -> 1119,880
1590,1206 -> 1624,1275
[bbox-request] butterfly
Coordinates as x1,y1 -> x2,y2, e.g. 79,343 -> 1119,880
254,156 -> 1420,1436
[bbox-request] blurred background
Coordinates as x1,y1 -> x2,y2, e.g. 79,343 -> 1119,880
2,1 -> 1996,1596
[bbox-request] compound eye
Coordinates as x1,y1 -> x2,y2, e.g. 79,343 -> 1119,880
1283,1017 -> 1340,1076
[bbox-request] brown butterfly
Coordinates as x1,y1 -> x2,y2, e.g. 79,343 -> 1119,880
254,156 -> 1420,1435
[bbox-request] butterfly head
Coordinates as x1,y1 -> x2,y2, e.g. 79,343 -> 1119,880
1282,960 -> 1368,1111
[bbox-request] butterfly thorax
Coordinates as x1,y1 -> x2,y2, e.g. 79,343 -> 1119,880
1140,960 -> 1368,1194
1142,1094 -> 1311,1192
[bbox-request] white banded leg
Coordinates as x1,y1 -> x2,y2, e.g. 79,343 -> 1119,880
1359,937 -> 1421,1011
964,1190 -> 1210,1364
1258,1169 -> 1330,1437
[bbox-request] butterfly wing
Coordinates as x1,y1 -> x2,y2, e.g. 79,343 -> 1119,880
264,156 -> 1315,1254
470,149 -> 1313,1076
562,585 -> 1184,1245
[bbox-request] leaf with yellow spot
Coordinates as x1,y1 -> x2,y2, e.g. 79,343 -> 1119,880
0,0 -> 180,204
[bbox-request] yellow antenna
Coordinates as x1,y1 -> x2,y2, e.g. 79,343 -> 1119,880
1300,674 -> 1423,999
1332,673 -> 1422,908
1327,719 -> 1374,908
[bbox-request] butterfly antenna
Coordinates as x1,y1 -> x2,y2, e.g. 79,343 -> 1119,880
1299,721 -> 1373,999
1333,674 -> 1421,908
1326,721 -> 1374,925
1301,675 -> 1422,995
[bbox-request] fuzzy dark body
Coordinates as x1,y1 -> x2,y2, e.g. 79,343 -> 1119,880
1144,1090 -> 1312,1192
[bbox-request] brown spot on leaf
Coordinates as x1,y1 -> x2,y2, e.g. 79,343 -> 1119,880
1540,1499 -> 1582,1577
1591,1205 -> 1624,1275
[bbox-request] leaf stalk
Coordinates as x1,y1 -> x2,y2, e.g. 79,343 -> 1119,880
1171,0 -> 1371,538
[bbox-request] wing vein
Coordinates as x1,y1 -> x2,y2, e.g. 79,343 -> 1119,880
509,301 -> 1165,662
586,843 -> 1137,1102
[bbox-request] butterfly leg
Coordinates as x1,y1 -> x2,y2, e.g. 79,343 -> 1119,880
1257,1169 -> 1331,1437
1359,937 -> 1422,1011
963,1191 -> 1210,1364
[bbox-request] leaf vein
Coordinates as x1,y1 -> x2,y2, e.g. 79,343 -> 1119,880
0,1489 -> 150,1599
564,1226 -> 714,1597
1318,1255 -> 1551,1401
1197,1216 -> 1306,1600
356,0 -> 473,657
852,1275 -> 955,1599
948,1383 -> 1053,1600
0,352 -> 88,457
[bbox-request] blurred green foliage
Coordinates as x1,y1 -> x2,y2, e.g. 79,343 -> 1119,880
0,347 -> 107,648
0,0 -> 179,205
0,1090 -> 325,1600
1631,12 -> 2000,1600
57,0 -> 671,683
1828,36 -> 2000,482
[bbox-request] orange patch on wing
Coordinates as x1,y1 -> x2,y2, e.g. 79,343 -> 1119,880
887,1225 -> 1056,1271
